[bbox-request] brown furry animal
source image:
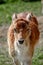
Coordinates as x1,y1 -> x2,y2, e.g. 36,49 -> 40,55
7,12 -> 40,65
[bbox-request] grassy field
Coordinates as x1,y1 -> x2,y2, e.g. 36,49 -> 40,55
0,1 -> 43,65
0,1 -> 41,25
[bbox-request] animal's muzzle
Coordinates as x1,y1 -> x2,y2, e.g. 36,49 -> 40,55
18,39 -> 24,44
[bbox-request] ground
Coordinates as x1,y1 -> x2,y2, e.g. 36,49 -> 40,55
0,16 -> 43,65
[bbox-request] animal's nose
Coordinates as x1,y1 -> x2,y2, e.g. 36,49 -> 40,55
18,39 -> 24,44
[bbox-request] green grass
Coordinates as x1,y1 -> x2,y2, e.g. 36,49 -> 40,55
0,45 -> 13,65
32,47 -> 43,65
0,1 -> 41,25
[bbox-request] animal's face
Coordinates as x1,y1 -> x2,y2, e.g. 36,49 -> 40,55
12,12 -> 33,47
11,12 -> 40,49
14,19 -> 31,47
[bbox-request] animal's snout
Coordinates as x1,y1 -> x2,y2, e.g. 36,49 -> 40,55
18,39 -> 24,44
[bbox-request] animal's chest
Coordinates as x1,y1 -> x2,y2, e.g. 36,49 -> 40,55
15,46 -> 30,62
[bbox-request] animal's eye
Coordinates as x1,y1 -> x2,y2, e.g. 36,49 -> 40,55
14,28 -> 19,33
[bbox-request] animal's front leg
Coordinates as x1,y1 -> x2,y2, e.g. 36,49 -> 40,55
20,62 -> 24,65
13,59 -> 20,65
24,61 -> 32,65
13,62 -> 16,65
13,59 -> 16,65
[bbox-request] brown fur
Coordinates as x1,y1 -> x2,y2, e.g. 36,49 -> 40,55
7,12 -> 40,64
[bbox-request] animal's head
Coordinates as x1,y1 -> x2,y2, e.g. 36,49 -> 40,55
9,12 -> 40,48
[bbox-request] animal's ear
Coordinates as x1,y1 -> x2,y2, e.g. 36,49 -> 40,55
12,13 -> 17,23
26,13 -> 38,25
26,13 -> 33,21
